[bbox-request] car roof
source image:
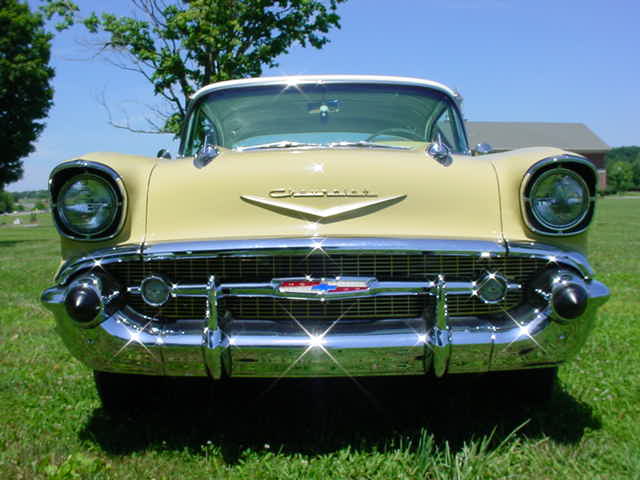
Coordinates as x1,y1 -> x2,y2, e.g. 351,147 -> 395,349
191,75 -> 462,105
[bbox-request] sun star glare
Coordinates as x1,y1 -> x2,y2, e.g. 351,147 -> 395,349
309,335 -> 326,348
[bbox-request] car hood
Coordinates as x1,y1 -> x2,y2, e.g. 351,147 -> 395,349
145,148 -> 503,244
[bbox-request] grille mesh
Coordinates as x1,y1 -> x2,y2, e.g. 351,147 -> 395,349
106,254 -> 547,285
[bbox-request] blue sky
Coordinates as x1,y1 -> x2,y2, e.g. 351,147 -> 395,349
10,0 -> 640,191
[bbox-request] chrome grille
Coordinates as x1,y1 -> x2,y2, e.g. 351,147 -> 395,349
105,253 -> 548,322
221,296 -> 429,322
105,254 -> 547,285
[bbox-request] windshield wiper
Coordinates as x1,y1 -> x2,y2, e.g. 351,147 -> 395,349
326,141 -> 411,150
234,141 -> 322,152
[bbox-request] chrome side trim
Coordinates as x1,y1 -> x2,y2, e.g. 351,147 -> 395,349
519,155 -> 597,236
49,160 -> 128,242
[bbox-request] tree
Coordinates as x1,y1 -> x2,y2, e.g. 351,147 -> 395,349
0,0 -> 55,189
605,146 -> 640,191
607,161 -> 633,194
632,154 -> 640,189
44,0 -> 346,134
0,190 -> 15,213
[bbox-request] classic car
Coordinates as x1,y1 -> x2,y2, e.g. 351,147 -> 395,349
42,75 -> 610,409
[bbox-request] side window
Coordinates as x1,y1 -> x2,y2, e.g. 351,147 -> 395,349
434,109 -> 458,150
184,108 -> 219,156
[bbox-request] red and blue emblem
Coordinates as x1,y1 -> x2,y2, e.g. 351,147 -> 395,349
276,278 -> 371,295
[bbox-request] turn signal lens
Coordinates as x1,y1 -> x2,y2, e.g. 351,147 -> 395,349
140,276 -> 171,307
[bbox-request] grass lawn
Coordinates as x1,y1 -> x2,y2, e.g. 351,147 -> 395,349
1,200 -> 638,479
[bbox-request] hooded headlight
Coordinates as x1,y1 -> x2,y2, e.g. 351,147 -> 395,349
522,156 -> 596,235
529,168 -> 589,230
57,174 -> 118,236
50,161 -> 126,240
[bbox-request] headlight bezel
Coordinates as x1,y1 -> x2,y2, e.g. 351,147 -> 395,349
521,155 -> 596,236
49,160 -> 127,241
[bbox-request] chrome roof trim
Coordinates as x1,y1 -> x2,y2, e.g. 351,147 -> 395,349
190,75 -> 461,104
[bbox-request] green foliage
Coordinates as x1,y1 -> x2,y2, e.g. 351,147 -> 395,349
12,188 -> 49,200
0,190 -> 16,213
605,145 -> 640,167
605,146 -> 640,193
43,0 -> 346,134
607,161 -> 634,193
0,0 -> 55,189
34,200 -> 47,210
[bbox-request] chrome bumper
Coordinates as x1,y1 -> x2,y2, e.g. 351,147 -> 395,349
41,239 -> 610,378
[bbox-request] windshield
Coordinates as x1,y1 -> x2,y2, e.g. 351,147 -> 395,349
181,82 -> 468,155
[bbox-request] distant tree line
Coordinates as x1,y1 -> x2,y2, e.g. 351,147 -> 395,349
0,190 -> 48,214
606,146 -> 640,194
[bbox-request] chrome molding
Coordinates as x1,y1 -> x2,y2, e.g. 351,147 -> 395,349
520,155 -> 597,236
56,244 -> 142,286
55,238 -> 597,286
142,237 -> 507,260
240,194 -> 407,221
49,160 -> 128,242
126,277 -> 521,303
505,241 -> 594,279
432,276 -> 450,377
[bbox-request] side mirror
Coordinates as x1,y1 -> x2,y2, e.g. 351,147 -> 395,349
472,143 -> 493,156
194,144 -> 220,169
157,149 -> 172,159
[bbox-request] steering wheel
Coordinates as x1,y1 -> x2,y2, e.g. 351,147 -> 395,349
365,128 -> 423,142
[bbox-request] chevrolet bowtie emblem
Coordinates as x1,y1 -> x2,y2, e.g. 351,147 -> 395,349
240,193 -> 407,221
276,278 -> 372,296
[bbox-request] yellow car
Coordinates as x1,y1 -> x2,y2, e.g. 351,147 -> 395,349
42,75 -> 609,409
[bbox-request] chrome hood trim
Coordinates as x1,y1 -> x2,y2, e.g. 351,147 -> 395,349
240,194 -> 407,221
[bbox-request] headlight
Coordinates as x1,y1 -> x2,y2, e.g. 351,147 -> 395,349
521,156 -> 596,236
529,169 -> 589,230
50,161 -> 126,240
57,174 -> 118,236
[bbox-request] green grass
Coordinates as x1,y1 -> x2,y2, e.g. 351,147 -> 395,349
1,200 -> 639,479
